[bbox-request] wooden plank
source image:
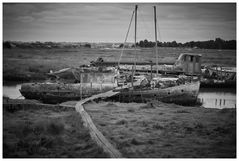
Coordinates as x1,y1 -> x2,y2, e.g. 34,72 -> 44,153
75,90 -> 122,158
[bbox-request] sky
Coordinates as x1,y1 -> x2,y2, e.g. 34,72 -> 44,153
3,3 -> 236,43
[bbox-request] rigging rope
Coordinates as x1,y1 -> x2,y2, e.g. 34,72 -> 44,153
157,17 -> 162,44
138,9 -> 153,41
118,10 -> 135,66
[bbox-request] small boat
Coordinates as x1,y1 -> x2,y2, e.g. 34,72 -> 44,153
91,52 -> 202,76
201,65 -> 236,88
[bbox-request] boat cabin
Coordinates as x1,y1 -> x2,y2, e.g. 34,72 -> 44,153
174,53 -> 202,76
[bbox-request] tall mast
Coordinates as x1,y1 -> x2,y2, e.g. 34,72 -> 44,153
154,6 -> 158,75
132,5 -> 138,88
134,5 -> 137,52
134,5 -> 138,70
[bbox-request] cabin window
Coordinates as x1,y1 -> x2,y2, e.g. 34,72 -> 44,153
190,56 -> 193,62
168,92 -> 170,95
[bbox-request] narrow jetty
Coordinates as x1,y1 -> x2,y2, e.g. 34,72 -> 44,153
75,90 -> 122,158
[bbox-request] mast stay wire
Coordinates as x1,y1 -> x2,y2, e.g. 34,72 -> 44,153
118,10 -> 135,66
137,9 -> 153,41
118,6 -> 162,70
155,6 -> 163,46
157,19 -> 162,45
156,13 -> 163,66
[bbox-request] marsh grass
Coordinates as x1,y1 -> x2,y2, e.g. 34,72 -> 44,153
140,103 -> 155,109
152,123 -> 164,130
3,106 -> 108,158
3,48 -> 236,82
175,110 -> 191,113
127,108 -> 135,112
85,101 -> 236,158
116,119 -> 128,125
4,119 -> 64,157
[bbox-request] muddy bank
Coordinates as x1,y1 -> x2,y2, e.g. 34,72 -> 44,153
3,99 -> 108,158
84,101 -> 236,158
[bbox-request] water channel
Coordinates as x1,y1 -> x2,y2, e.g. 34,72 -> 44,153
3,82 -> 236,109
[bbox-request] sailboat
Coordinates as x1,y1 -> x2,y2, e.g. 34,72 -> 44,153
20,5 -> 201,105
108,5 -> 201,105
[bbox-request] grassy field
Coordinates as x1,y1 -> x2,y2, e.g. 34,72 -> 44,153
3,47 -> 237,158
3,101 -> 108,158
84,101 -> 236,158
3,47 -> 236,81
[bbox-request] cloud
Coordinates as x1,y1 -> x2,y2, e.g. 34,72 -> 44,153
3,3 -> 236,42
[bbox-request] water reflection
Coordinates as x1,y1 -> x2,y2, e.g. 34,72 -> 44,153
198,88 -> 236,109
3,83 -> 24,99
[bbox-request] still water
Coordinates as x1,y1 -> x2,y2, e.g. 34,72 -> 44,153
3,83 -> 25,99
198,88 -> 236,109
2,83 -> 236,109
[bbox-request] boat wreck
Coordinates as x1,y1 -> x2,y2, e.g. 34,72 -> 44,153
19,5 -> 201,105
201,65 -> 236,88
91,53 -> 202,76
20,66 -> 119,104
110,75 -> 200,105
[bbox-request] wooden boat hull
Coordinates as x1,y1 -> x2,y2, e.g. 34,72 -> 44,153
19,82 -> 116,104
110,81 -> 200,105
19,90 -> 82,104
20,80 -> 200,105
200,79 -> 236,88
201,66 -> 236,88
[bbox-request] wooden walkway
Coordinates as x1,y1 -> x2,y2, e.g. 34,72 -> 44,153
74,90 -> 122,158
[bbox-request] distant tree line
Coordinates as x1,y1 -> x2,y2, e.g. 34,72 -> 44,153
136,38 -> 236,49
3,41 -> 91,49
3,38 -> 236,49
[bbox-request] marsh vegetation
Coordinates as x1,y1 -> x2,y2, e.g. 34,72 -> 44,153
3,47 -> 236,82
84,101 -> 236,158
3,102 -> 108,158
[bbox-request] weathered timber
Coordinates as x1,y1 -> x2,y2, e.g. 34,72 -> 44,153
75,90 -> 122,158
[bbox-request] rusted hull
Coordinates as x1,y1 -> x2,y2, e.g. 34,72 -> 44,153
110,81 -> 200,105
20,80 -> 200,105
19,82 -> 116,104
200,79 -> 236,88
201,66 -> 236,88
19,90 -> 82,104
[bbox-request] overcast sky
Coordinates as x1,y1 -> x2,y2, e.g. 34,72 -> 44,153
3,3 -> 236,43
